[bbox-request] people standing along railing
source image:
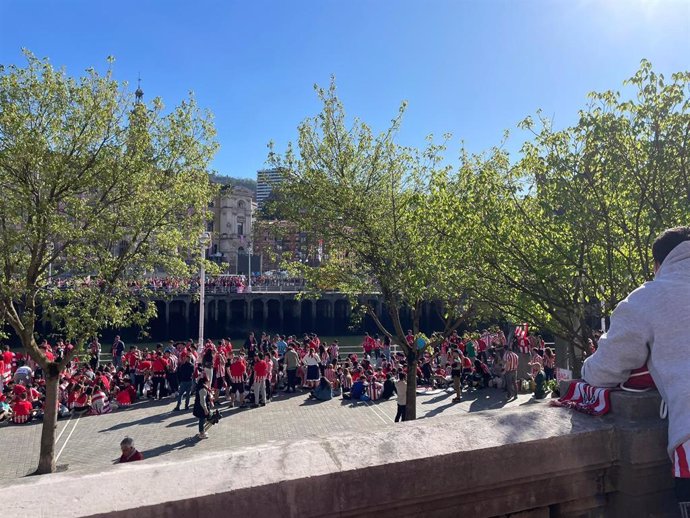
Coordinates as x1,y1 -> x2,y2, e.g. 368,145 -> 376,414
52,275 -> 310,295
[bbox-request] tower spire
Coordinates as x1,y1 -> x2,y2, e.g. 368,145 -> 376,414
135,73 -> 144,103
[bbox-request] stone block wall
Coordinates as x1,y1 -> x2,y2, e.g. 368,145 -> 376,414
0,384 -> 678,517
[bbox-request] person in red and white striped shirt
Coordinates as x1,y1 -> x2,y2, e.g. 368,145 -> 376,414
324,362 -> 337,386
11,393 -> 33,424
340,368 -> 353,398
366,376 -> 383,401
503,347 -> 519,401
227,355 -> 247,408
252,353 -> 269,407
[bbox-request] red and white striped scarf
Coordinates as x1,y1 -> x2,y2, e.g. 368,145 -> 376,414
552,381 -> 612,416
674,440 -> 690,478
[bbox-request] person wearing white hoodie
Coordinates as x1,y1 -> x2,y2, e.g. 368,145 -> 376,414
581,226 -> 690,510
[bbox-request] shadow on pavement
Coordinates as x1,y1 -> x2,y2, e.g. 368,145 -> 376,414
468,388 -> 510,412
419,401 -> 457,419
99,407 -> 181,432
138,437 -> 199,460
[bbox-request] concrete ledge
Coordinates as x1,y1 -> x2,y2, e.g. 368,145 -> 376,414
0,404 -> 613,518
0,385 -> 676,518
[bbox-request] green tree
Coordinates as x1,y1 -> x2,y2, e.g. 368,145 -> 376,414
0,51 -> 218,474
268,81 -> 488,419
439,61 -> 690,369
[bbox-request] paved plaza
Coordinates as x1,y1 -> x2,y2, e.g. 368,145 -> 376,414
0,386 -> 539,483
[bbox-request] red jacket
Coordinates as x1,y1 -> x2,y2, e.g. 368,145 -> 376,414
12,400 -> 32,416
152,357 -> 168,373
119,450 -> 144,463
253,360 -> 269,378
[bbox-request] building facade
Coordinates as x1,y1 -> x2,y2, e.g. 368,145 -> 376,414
210,185 -> 256,272
256,168 -> 283,210
253,219 -> 324,272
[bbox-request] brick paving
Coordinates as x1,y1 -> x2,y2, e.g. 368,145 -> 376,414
0,385 -> 537,484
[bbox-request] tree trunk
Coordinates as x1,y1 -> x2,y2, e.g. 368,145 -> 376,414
36,373 -> 59,474
406,355 -> 418,420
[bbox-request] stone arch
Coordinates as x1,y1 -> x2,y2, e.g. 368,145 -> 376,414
267,299 -> 281,332
301,299 -> 314,333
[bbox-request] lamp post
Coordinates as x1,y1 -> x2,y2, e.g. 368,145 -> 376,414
198,232 -> 211,349
247,243 -> 253,293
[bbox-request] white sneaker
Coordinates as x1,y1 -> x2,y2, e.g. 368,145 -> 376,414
196,432 -> 208,439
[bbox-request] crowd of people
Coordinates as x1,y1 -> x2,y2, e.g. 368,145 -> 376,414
0,325 -> 557,438
52,274 -> 306,295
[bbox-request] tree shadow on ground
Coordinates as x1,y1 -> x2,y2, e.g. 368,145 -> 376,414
165,416 -> 198,428
419,401 -> 457,419
299,397 -> 325,406
468,388 -> 511,412
420,390 -> 454,405
137,437 -> 199,460
99,408 -> 182,432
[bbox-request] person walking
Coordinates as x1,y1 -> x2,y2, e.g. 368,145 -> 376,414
193,376 -> 211,439
395,372 -> 407,422
173,355 -> 194,411
503,346 -> 519,401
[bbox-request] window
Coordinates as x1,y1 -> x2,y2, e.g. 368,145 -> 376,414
237,223 -> 244,236
238,200 -> 246,209
206,221 -> 214,232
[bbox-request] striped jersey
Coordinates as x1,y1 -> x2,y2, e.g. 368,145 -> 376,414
504,351 -> 519,372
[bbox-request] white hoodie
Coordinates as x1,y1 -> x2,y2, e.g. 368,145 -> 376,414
582,240 -> 690,458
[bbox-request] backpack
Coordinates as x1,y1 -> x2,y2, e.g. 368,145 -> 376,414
620,364 -> 656,392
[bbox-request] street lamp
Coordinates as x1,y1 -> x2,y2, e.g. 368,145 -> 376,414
247,242 -> 253,293
198,232 -> 212,349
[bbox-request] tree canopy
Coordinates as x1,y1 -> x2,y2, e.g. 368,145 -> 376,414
0,50 -> 217,473
433,60 -> 690,368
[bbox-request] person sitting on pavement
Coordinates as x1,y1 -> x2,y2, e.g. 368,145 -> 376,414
310,376 -> 333,401
11,392 -> 33,424
349,376 -> 366,401
118,437 -> 144,463
533,368 -> 546,400
380,373 -> 397,400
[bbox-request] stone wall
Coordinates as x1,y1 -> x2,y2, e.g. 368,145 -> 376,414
0,385 -> 677,518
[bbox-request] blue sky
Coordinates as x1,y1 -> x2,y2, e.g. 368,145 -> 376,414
1,0 -> 688,179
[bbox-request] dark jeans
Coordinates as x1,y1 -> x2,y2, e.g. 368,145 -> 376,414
167,372 -> 179,394
287,369 -> 297,391
544,367 -> 555,381
198,415 -> 206,434
177,381 -> 193,409
505,371 -> 518,399
152,375 -> 166,399
395,404 -> 407,422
